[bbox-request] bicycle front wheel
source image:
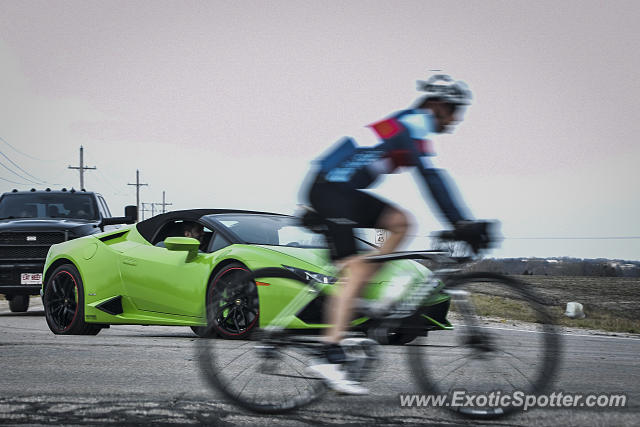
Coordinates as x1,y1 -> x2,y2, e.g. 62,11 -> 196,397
198,268 -> 326,413
408,273 -> 562,418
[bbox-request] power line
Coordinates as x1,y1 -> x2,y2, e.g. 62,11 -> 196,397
0,159 -> 36,184
95,169 -> 128,197
507,236 -> 640,240
0,150 -> 47,184
0,136 -> 49,162
411,234 -> 640,240
141,202 -> 161,218
0,175 -> 31,185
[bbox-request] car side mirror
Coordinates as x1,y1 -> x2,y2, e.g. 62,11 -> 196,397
164,236 -> 200,262
101,205 -> 138,227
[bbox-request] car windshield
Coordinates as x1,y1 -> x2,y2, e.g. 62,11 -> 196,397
0,193 -> 99,221
208,214 -> 376,249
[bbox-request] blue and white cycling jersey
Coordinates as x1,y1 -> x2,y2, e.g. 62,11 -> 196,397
312,108 -> 469,225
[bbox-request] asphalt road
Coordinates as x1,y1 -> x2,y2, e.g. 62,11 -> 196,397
0,299 -> 638,426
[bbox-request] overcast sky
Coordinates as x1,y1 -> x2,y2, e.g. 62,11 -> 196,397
0,1 -> 638,260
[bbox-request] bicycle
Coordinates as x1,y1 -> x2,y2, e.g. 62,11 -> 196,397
198,217 -> 562,419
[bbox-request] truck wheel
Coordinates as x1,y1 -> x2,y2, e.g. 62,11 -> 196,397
9,295 -> 29,312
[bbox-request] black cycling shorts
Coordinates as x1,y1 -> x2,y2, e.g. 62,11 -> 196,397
308,177 -> 391,261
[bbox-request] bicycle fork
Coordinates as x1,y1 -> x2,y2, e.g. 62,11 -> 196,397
444,288 -> 495,355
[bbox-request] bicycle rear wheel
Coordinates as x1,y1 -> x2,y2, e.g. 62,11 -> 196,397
408,273 -> 561,418
198,268 -> 326,413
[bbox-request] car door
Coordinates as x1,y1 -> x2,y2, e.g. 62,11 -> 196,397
119,243 -> 210,318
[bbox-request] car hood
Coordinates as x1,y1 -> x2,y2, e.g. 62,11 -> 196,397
0,218 -> 99,234
255,245 -> 332,272
255,245 -> 426,278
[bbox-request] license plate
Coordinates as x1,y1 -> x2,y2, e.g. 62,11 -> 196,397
20,273 -> 42,285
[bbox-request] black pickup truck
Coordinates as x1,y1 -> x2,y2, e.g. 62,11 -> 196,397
0,188 -> 136,312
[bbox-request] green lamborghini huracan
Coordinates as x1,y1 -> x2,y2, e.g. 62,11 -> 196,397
41,209 -> 451,342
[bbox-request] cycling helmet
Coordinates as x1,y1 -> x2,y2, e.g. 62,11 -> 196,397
417,74 -> 472,105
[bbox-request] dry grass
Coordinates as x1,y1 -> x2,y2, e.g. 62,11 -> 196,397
451,280 -> 640,334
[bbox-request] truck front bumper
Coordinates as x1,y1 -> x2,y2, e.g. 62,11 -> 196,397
0,262 -> 45,296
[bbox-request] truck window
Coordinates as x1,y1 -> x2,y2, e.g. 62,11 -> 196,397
0,194 -> 99,221
97,196 -> 112,218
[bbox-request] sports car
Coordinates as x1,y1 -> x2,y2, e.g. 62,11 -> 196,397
41,209 -> 451,343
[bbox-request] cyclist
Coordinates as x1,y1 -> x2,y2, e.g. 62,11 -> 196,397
302,74 -> 490,394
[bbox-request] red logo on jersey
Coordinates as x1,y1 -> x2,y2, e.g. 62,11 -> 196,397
369,118 -> 403,139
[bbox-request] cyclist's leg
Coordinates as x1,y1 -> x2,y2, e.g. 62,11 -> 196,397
325,206 -> 409,343
309,181 -> 363,341
306,182 -> 383,393
310,182 -> 410,338
375,206 -> 410,256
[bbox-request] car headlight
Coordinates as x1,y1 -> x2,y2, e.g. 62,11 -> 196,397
282,265 -> 338,284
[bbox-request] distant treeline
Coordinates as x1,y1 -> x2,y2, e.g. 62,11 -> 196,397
467,257 -> 640,277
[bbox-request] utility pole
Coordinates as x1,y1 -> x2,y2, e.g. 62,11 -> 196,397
156,203 -> 165,216
68,146 -> 96,190
159,191 -> 172,213
127,170 -> 148,222
140,203 -> 151,221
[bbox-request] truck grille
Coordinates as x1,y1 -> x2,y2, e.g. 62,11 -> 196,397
0,232 -> 66,261
0,246 -> 51,259
0,232 -> 66,245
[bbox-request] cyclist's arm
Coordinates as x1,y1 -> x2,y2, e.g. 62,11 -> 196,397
414,157 -> 471,225
393,112 -> 471,225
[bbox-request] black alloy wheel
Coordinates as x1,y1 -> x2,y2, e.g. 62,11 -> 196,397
43,264 -> 100,335
207,263 -> 259,339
